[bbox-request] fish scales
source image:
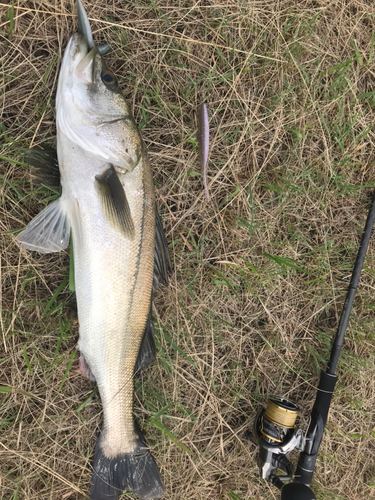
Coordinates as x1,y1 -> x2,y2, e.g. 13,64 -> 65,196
60,133 -> 155,457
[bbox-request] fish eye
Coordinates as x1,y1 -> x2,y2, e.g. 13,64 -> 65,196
102,73 -> 114,83
101,70 -> 117,89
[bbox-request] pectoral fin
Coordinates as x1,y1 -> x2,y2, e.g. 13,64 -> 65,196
17,198 -> 70,253
95,166 -> 134,238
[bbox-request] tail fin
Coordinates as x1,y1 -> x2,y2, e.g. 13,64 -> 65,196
90,428 -> 165,500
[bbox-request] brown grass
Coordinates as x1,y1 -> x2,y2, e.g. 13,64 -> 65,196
1,1 -> 375,499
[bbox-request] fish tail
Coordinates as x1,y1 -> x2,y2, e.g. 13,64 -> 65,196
90,427 -> 165,500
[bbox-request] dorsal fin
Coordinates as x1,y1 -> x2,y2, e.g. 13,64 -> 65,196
25,145 -> 61,188
153,207 -> 172,292
134,309 -> 156,373
134,208 -> 171,372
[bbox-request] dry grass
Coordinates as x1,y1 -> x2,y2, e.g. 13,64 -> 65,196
1,1 -> 375,499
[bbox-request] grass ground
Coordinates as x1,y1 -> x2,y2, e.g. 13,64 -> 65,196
1,1 -> 375,499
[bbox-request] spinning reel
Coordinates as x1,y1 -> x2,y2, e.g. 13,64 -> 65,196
254,398 -> 304,485
252,193 -> 375,500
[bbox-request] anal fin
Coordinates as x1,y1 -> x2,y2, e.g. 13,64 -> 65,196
79,353 -> 96,382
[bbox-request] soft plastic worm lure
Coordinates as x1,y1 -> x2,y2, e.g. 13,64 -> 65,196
198,103 -> 210,202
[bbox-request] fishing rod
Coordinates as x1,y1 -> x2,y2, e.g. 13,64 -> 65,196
252,193 -> 375,500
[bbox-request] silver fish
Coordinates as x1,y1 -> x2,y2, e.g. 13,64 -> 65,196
18,1 -> 170,499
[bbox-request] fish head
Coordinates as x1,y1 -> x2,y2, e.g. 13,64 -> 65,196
56,33 -> 142,171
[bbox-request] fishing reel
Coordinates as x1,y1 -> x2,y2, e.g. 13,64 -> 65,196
253,398 -> 303,482
253,397 -> 317,499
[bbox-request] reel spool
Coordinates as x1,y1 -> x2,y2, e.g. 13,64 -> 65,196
259,398 -> 299,444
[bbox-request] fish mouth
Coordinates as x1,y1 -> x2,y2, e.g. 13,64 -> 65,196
68,32 -> 90,69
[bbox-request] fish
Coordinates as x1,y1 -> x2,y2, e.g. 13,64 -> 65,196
17,1 -> 171,499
